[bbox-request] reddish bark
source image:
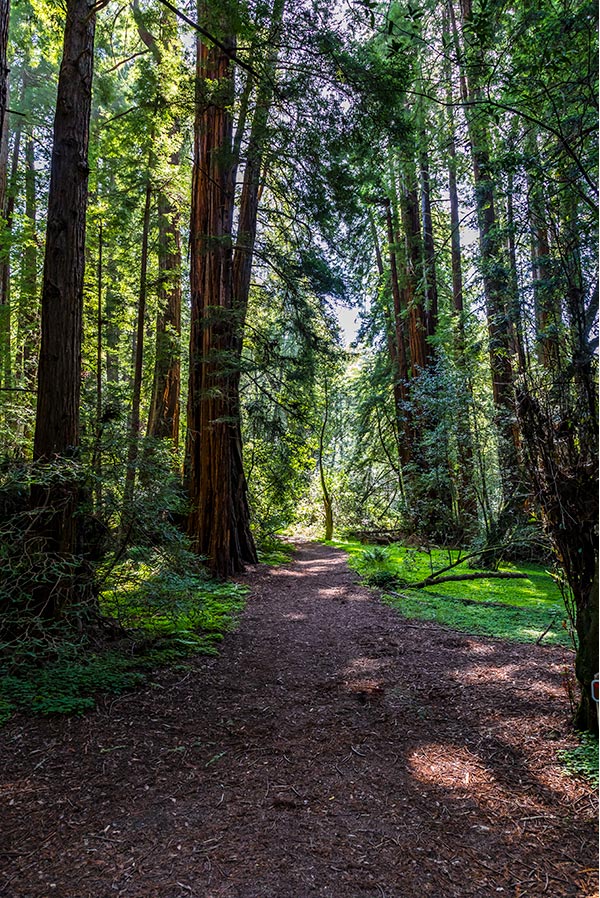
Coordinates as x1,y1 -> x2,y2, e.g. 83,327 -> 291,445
34,0 -> 96,461
187,17 -> 256,576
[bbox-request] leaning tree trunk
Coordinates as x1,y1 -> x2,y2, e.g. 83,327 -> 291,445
31,0 -> 97,618
517,388 -> 598,735
186,9 -> 255,577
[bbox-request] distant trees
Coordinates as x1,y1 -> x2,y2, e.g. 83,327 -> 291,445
0,0 -> 596,729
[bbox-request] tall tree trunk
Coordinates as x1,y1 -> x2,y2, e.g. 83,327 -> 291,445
367,205 -> 406,482
0,109 -> 19,387
0,0 -> 8,212
505,162 -> 527,375
384,198 -> 412,467
94,218 -> 103,510
419,147 -> 438,341
318,381 -> 333,541
517,388 -> 598,735
399,166 -> 429,376
526,142 -> 561,371
122,173 -> 152,517
147,178 -> 181,446
444,46 -> 478,532
17,132 -> 38,389
133,0 -> 182,448
450,0 -> 523,518
31,0 -> 97,618
186,7 -> 255,577
227,0 -> 285,563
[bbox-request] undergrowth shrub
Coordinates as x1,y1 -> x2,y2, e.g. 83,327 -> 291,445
358,546 -> 399,588
0,449 -> 248,725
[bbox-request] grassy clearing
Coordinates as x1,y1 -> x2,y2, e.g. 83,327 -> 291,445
326,539 -> 596,784
326,538 -> 571,646
0,552 -> 247,724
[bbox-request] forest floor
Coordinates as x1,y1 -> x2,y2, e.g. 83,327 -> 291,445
0,541 -> 598,898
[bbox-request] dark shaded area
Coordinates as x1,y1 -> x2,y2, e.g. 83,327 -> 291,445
0,542 -> 596,897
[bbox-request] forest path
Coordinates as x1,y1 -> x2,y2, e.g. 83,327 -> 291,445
1,541 -> 597,898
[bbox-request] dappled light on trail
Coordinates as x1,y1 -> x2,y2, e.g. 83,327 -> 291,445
1,541 -> 595,898
407,743 -> 495,791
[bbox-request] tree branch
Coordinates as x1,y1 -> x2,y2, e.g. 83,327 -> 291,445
155,0 -> 257,78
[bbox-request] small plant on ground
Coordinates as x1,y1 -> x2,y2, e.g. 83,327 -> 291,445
256,536 -> 296,566
557,732 -> 599,788
357,546 -> 400,589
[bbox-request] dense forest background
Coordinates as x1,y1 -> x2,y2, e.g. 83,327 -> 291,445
0,0 -> 597,731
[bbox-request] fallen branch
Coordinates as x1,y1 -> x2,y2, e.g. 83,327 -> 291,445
401,571 -> 528,589
536,612 -> 559,645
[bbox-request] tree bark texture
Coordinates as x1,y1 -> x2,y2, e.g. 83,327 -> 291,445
187,13 -> 256,577
450,0 -> 522,506
384,199 -> 412,467
133,0 -> 182,448
517,388 -> 598,734
34,0 -> 95,460
30,0 -> 96,618
527,153 -> 561,371
0,103 -> 19,387
419,147 -> 438,341
17,133 -> 38,388
400,172 -> 429,375
122,173 -> 152,516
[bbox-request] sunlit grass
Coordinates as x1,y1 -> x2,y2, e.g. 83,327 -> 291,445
1,553 -> 248,724
326,538 -> 570,646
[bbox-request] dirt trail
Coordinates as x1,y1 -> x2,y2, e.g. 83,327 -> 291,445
0,542 -> 597,897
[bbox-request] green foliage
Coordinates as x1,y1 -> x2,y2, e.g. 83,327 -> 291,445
100,549 -> 247,641
557,733 -> 599,788
256,537 -> 295,566
357,545 -> 399,587
0,652 -> 145,722
330,539 -> 570,645
1,538 -> 247,724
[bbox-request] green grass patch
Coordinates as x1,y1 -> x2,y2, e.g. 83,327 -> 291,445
326,539 -> 570,646
558,733 -> 599,788
257,537 -> 296,566
0,551 -> 247,725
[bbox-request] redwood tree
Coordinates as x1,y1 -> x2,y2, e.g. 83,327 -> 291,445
31,0 -> 100,616
186,5 -> 256,577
